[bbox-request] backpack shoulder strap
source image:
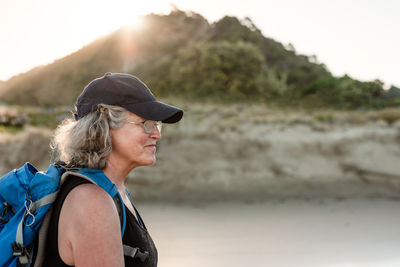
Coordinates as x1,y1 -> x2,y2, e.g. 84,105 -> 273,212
62,170 -> 127,236
63,171 -> 150,262
34,170 -> 148,266
33,206 -> 53,267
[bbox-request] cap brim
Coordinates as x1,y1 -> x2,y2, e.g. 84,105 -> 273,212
124,101 -> 183,123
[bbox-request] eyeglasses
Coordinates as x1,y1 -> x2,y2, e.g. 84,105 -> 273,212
125,120 -> 162,134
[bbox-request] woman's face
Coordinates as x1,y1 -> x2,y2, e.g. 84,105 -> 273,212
109,111 -> 162,169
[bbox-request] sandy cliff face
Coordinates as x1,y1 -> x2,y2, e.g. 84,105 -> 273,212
0,127 -> 52,175
128,104 -> 400,201
1,105 -> 400,201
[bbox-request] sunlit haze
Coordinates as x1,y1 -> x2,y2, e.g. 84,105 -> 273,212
1,0 -> 399,87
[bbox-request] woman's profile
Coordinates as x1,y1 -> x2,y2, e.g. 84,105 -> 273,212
42,73 -> 183,267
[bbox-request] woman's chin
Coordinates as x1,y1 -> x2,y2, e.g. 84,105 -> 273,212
140,157 -> 156,167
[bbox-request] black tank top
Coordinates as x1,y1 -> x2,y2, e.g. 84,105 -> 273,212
42,175 -> 158,267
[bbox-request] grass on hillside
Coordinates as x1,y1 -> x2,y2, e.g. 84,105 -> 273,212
1,101 -> 400,134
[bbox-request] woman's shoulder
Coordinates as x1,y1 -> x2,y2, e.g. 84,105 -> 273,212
58,174 -> 121,244
58,175 -> 124,266
62,179 -> 119,223
60,174 -> 115,211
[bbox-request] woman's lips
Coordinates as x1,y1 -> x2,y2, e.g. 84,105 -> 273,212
145,144 -> 156,150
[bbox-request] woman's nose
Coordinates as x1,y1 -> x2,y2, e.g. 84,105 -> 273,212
150,126 -> 161,140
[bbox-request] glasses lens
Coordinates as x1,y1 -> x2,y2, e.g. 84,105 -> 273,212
157,122 -> 162,133
144,121 -> 162,133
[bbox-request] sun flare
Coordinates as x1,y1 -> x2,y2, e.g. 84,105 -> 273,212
126,15 -> 144,31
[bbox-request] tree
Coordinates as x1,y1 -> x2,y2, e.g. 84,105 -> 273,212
163,41 -> 268,100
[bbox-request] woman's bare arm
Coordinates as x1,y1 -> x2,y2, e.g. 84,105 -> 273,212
58,183 -> 124,267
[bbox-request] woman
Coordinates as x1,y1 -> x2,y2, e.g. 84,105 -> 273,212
42,73 -> 183,266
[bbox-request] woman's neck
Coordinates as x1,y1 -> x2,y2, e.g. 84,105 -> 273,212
102,155 -> 136,193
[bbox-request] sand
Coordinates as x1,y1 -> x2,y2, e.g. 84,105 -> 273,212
138,199 -> 400,267
2,110 -> 400,200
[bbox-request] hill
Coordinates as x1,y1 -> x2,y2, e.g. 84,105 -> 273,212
0,9 -> 397,108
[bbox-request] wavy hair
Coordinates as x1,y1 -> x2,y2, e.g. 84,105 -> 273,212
51,104 -> 127,169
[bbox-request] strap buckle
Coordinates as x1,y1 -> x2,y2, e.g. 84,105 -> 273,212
123,244 -> 149,262
11,242 -> 31,264
136,250 -> 149,262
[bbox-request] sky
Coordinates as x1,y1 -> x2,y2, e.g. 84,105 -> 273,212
0,0 -> 399,87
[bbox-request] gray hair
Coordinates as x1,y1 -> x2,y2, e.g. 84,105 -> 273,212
52,104 -> 127,169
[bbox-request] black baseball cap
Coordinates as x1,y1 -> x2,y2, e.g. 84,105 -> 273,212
75,73 -> 183,123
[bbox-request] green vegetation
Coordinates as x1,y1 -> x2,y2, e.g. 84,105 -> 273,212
142,41 -> 271,101
0,106 -> 70,131
375,108 -> 400,125
0,9 -> 399,109
0,125 -> 23,134
314,113 -> 334,123
26,111 -> 62,129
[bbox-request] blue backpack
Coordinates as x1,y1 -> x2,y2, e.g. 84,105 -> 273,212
0,162 -> 148,266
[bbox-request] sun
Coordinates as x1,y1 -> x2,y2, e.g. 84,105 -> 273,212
125,15 -> 145,31
81,0 -> 167,37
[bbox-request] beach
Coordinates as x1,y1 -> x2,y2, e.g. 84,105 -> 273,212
139,199 -> 400,267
